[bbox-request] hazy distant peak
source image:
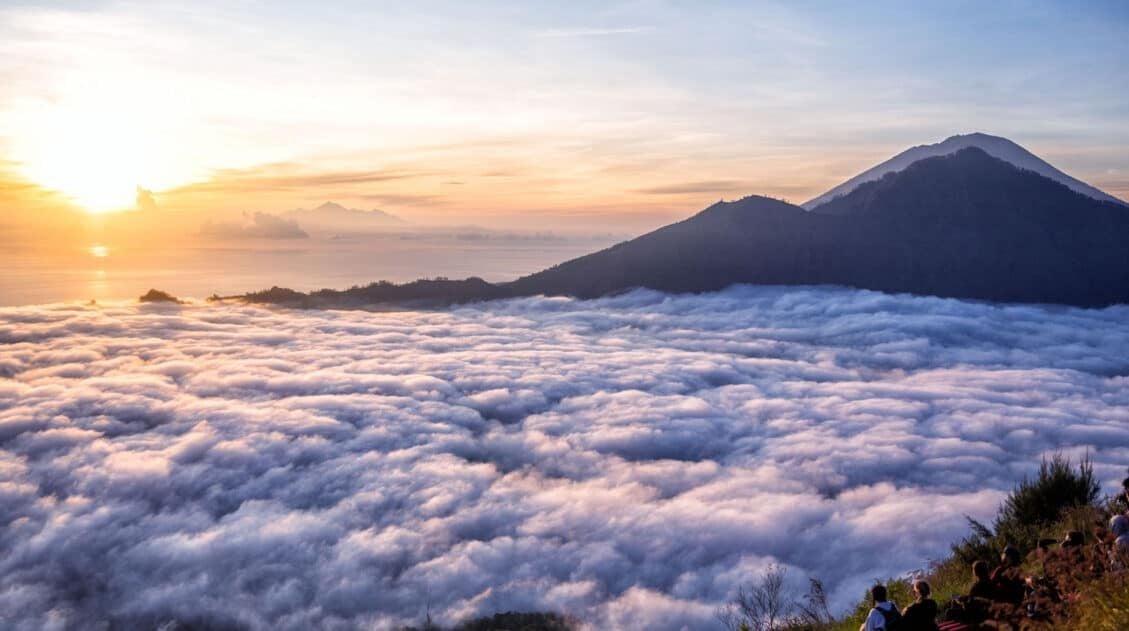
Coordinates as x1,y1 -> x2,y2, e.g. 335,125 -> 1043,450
803,132 -> 1127,210
305,201 -> 398,218
288,201 -> 403,229
314,201 -> 349,212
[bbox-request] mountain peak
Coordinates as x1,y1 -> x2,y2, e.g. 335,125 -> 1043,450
288,201 -> 404,228
803,133 -> 1126,210
693,194 -> 802,221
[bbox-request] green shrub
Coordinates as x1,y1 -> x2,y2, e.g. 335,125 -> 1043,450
996,454 -> 1098,535
952,453 -> 1098,563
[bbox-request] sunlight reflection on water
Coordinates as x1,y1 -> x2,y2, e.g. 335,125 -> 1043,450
3,233 -> 622,306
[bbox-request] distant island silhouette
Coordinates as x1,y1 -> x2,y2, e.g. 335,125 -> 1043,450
239,139 -> 1129,309
139,289 -> 183,304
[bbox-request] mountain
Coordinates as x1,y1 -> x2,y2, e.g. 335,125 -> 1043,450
287,201 -> 403,232
802,132 -> 1127,209
247,141 -> 1129,308
510,147 -> 1129,306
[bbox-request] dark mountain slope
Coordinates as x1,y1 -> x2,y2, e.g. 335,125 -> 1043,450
506,195 -> 820,298
508,148 -> 1129,306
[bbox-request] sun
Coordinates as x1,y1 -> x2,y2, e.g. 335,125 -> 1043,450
6,85 -> 195,215
15,109 -> 151,214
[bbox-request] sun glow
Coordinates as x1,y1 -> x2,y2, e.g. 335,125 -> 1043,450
14,105 -> 156,213
4,59 -> 206,215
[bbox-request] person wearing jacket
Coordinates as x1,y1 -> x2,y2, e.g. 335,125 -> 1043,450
861,584 -> 900,631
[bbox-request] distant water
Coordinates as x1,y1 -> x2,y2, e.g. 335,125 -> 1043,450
0,232 -> 619,306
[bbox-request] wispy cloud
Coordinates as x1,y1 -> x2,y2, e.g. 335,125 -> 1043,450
635,180 -> 749,195
360,192 -> 447,207
533,26 -> 653,38
0,166 -> 84,235
1094,178 -> 1129,202
167,165 -> 429,195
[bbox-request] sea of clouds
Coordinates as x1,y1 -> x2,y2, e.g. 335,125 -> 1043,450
2,286 -> 1128,630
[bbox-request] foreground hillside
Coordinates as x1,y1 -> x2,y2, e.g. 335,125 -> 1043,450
719,456 -> 1129,631
405,457 -> 1129,631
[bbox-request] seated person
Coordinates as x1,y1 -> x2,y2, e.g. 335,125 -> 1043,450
968,560 -> 993,600
989,546 -> 1026,605
900,580 -> 940,631
939,562 -> 993,628
1111,514 -> 1129,539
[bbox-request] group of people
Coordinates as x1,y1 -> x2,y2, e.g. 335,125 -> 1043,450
858,475 -> 1129,631
859,581 -> 938,631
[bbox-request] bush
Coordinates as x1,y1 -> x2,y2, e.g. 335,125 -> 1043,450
997,453 -> 1099,534
952,453 -> 1098,563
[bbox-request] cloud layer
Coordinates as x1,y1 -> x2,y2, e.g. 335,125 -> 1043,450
2,286 -> 1128,630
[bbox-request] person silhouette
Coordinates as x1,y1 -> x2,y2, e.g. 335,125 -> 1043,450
989,546 -> 1025,605
900,580 -> 939,631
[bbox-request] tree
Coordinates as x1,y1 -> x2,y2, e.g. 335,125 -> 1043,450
794,579 -> 834,628
718,564 -> 793,631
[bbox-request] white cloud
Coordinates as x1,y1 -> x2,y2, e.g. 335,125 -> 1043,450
1,285 -> 1127,630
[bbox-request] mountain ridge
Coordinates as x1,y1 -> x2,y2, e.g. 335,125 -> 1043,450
244,142 -> 1129,308
507,147 -> 1127,305
286,201 -> 403,231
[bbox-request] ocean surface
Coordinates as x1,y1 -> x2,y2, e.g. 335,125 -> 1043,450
0,231 -> 620,306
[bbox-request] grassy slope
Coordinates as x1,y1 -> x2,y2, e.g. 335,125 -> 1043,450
818,465 -> 1129,631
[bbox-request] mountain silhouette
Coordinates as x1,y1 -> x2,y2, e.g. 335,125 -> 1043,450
247,142 -> 1129,308
511,147 -> 1129,306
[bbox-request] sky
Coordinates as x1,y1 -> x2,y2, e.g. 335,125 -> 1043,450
1,0 -> 1127,235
